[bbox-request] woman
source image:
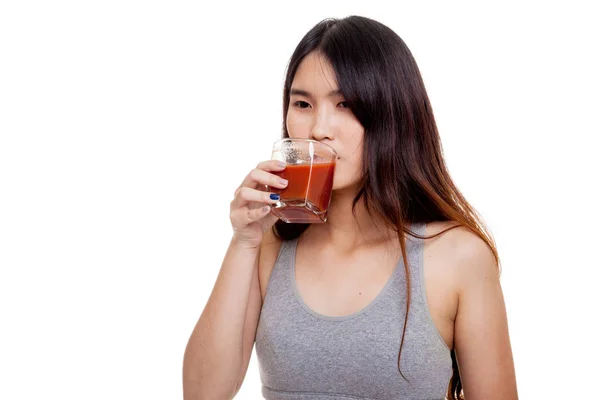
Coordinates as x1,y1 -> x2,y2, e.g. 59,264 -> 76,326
183,16 -> 517,400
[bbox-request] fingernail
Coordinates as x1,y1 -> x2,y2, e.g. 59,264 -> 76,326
269,193 -> 280,201
279,178 -> 288,186
262,206 -> 270,212
277,161 -> 287,168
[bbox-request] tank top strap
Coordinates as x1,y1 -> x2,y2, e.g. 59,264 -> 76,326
262,236 -> 299,305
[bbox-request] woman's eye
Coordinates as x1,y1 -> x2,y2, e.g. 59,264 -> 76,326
293,101 -> 311,109
338,101 -> 349,108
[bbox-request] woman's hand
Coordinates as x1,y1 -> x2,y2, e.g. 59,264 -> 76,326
229,160 -> 288,248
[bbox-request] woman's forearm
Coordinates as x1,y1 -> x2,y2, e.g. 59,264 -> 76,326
182,238 -> 260,400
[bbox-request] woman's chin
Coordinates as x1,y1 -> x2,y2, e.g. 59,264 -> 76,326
331,178 -> 361,193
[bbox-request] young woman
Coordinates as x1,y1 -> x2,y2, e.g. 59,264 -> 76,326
183,16 -> 517,400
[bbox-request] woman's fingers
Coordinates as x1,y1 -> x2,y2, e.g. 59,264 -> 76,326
239,160 -> 288,190
230,205 -> 272,230
228,160 -> 287,231
231,187 -> 280,210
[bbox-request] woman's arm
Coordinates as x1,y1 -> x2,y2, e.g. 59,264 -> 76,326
182,160 -> 285,399
452,231 -> 518,399
182,238 -> 262,400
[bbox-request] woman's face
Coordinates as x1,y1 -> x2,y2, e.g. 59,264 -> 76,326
286,51 -> 365,191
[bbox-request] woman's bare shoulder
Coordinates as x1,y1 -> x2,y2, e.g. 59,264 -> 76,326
258,228 -> 283,301
424,221 -> 498,285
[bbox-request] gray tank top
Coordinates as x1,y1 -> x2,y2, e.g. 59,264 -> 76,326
255,222 -> 452,400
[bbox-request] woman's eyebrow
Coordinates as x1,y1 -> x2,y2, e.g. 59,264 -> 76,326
290,88 -> 343,98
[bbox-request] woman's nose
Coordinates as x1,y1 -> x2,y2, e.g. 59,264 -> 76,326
309,111 -> 334,142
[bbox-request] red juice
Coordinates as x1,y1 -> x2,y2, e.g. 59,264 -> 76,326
271,161 -> 335,223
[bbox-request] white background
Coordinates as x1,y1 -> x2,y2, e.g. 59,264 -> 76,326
1,1 -> 598,399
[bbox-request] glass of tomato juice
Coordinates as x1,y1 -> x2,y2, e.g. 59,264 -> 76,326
269,138 -> 337,223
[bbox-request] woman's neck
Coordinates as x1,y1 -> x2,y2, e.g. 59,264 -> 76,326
303,187 -> 397,252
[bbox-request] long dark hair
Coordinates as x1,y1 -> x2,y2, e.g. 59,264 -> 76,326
274,16 -> 499,400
